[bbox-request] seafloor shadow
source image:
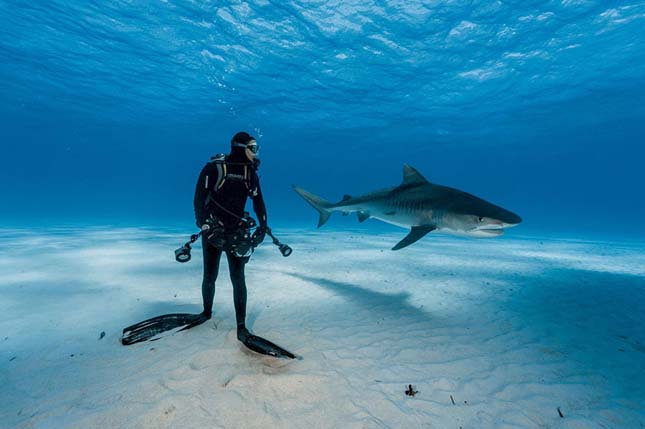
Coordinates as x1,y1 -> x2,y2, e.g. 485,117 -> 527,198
284,266 -> 645,359
284,272 -> 433,323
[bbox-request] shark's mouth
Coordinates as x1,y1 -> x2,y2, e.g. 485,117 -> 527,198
470,220 -> 519,237
474,228 -> 504,237
470,225 -> 506,237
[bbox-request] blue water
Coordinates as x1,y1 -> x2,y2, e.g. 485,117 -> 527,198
1,1 -> 644,239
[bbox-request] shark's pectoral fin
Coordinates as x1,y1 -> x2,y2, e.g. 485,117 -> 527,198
392,225 -> 436,251
357,211 -> 370,223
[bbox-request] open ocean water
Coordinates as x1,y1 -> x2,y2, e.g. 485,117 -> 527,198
1,0 -> 644,238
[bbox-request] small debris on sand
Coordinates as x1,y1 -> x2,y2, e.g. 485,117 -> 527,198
405,385 -> 418,397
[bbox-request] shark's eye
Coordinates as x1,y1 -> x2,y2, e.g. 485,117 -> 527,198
478,217 -> 484,222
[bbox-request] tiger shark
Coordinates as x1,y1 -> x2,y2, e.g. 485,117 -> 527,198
293,165 -> 522,250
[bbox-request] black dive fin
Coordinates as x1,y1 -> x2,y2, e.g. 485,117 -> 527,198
357,211 -> 370,223
392,225 -> 436,251
121,313 -> 208,345
242,334 -> 296,359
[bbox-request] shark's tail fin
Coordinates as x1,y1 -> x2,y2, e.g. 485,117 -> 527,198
293,186 -> 333,228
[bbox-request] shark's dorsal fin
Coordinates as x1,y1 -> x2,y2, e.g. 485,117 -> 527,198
402,164 -> 429,186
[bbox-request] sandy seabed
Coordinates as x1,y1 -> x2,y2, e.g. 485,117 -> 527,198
0,227 -> 643,429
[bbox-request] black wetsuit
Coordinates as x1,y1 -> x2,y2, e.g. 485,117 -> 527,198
193,147 -> 267,333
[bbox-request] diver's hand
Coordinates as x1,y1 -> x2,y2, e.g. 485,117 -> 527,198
252,226 -> 267,246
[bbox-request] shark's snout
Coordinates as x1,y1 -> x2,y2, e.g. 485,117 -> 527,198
501,212 -> 522,226
471,213 -> 521,236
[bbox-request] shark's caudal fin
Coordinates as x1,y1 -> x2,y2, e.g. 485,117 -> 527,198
293,186 -> 334,228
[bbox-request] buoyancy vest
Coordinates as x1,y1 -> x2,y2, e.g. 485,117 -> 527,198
203,154 -> 259,228
209,153 -> 254,195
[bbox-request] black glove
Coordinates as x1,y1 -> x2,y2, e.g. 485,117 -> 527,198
252,226 -> 267,246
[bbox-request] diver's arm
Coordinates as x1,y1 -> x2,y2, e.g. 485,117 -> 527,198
251,172 -> 268,228
193,163 -> 215,227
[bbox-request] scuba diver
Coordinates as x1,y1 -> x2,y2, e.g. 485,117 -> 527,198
121,131 -> 294,359
192,131 -> 266,342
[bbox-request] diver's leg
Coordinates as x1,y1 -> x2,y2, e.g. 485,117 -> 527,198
225,252 -> 296,358
201,235 -> 223,318
225,251 -> 249,339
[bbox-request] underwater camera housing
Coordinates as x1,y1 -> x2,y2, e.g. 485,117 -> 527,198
226,227 -> 255,258
174,218 -> 292,262
204,215 -> 257,258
